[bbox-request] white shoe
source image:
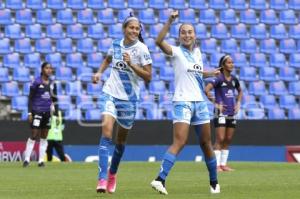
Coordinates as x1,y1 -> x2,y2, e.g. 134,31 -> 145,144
151,180 -> 168,195
210,184 -> 220,194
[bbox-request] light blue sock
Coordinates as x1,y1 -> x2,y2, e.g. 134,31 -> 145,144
109,144 -> 125,174
158,151 -> 176,180
205,156 -> 218,183
98,137 -> 112,180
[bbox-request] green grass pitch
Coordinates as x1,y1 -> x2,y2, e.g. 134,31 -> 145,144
0,162 -> 299,199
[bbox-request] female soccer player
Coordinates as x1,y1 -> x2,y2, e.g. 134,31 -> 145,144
205,55 -> 243,172
23,62 -> 58,167
93,14 -> 152,194
150,11 -> 221,194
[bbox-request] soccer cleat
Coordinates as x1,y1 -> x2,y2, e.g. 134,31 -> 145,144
210,184 -> 221,194
150,180 -> 168,195
38,162 -> 45,167
217,166 -> 223,172
96,179 -> 107,193
23,161 -> 29,168
107,172 -> 117,193
221,165 -> 234,171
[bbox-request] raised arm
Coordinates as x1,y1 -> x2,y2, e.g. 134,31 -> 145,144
155,11 -> 178,56
92,55 -> 112,84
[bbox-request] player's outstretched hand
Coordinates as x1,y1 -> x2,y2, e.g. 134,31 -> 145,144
168,10 -> 179,23
92,72 -> 101,84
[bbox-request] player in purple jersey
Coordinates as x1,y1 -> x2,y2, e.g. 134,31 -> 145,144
23,62 -> 58,168
205,55 -> 243,172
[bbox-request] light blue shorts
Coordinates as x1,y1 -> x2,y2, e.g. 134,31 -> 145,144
173,101 -> 210,125
99,93 -> 137,129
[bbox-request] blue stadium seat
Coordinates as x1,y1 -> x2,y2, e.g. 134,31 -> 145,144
25,24 -> 43,39
0,9 -> 13,25
5,24 -> 23,39
149,23 -> 164,37
179,8 -> 196,24
22,82 -> 31,95
240,9 -> 258,24
269,53 -> 286,68
279,67 -> 297,81
298,40 -> 300,52
77,67 -> 93,82
35,38 -> 53,53
87,83 -> 102,96
201,38 -> 217,54
27,0 -> 44,9
67,0 -> 85,9
64,109 -> 82,120
11,96 -> 28,111
229,0 -> 247,9
160,67 -> 174,82
77,38 -> 94,53
15,9 -> 33,24
239,67 -> 257,81
279,95 -> 297,109
242,94 -> 258,109
138,8 -> 156,24
279,10 -> 298,24
108,23 -> 123,39
288,0 -> 300,10
87,53 -> 103,68
55,67 -> 74,81
210,0 -> 228,9
87,0 -> 105,9
240,39 -> 257,53
211,23 -> 229,39
46,23 -> 64,39
280,39 -> 296,54
14,38 -> 32,53
158,9 -> 172,23
3,53 -> 20,68
56,38 -> 73,53
151,69 -> 159,81
57,95 -> 73,110
98,8 -> 115,24
107,0 -> 126,9
128,0 -> 146,9
47,0 -> 65,9
77,8 -> 95,24
288,81 -> 300,95
269,81 -> 288,95
260,39 -> 277,54
288,108 -> 300,119
36,9 -> 53,25
149,0 -> 167,9
260,9 -> 279,24
289,53 -> 300,68
260,95 -> 277,109
45,53 -> 62,68
170,23 -> 181,38
67,24 -> 84,39
250,24 -> 267,39
270,24 -> 288,39
65,81 -> 82,96
24,53 -> 41,68
149,80 -> 166,95
117,9 -> 134,23
250,0 -> 267,9
88,24 -> 106,39
248,81 -> 266,96
221,38 -> 238,53
76,95 -> 95,110
270,0 -> 287,10
66,53 -> 83,68
144,38 -> 158,52
231,53 -> 248,67
13,67 -> 30,82
268,108 -> 286,119
1,82 -> 19,97
199,9 -> 218,24
250,53 -> 267,67
247,108 -> 265,119
231,23 -> 249,39
0,38 -> 11,54
289,24 -> 300,39
259,67 -> 277,81
6,0 -> 24,9
195,24 -> 209,39
210,53 -> 225,67
220,9 -> 238,24
98,38 -> 112,53
0,68 -> 10,82
168,0 -> 186,9
56,9 -> 74,24
151,53 -> 166,69
189,0 -> 208,9
85,109 -> 102,121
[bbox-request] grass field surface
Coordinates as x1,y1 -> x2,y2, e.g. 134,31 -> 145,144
0,162 -> 299,199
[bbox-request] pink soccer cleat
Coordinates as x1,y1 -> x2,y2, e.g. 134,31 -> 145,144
221,165 -> 234,171
96,179 -> 107,193
107,172 -> 117,193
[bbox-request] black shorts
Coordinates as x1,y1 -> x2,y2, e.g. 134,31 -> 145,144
213,116 -> 237,128
30,112 -> 51,129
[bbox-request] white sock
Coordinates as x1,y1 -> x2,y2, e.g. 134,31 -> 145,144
220,149 -> 229,166
38,139 -> 48,163
214,150 -> 221,166
24,138 -> 35,162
